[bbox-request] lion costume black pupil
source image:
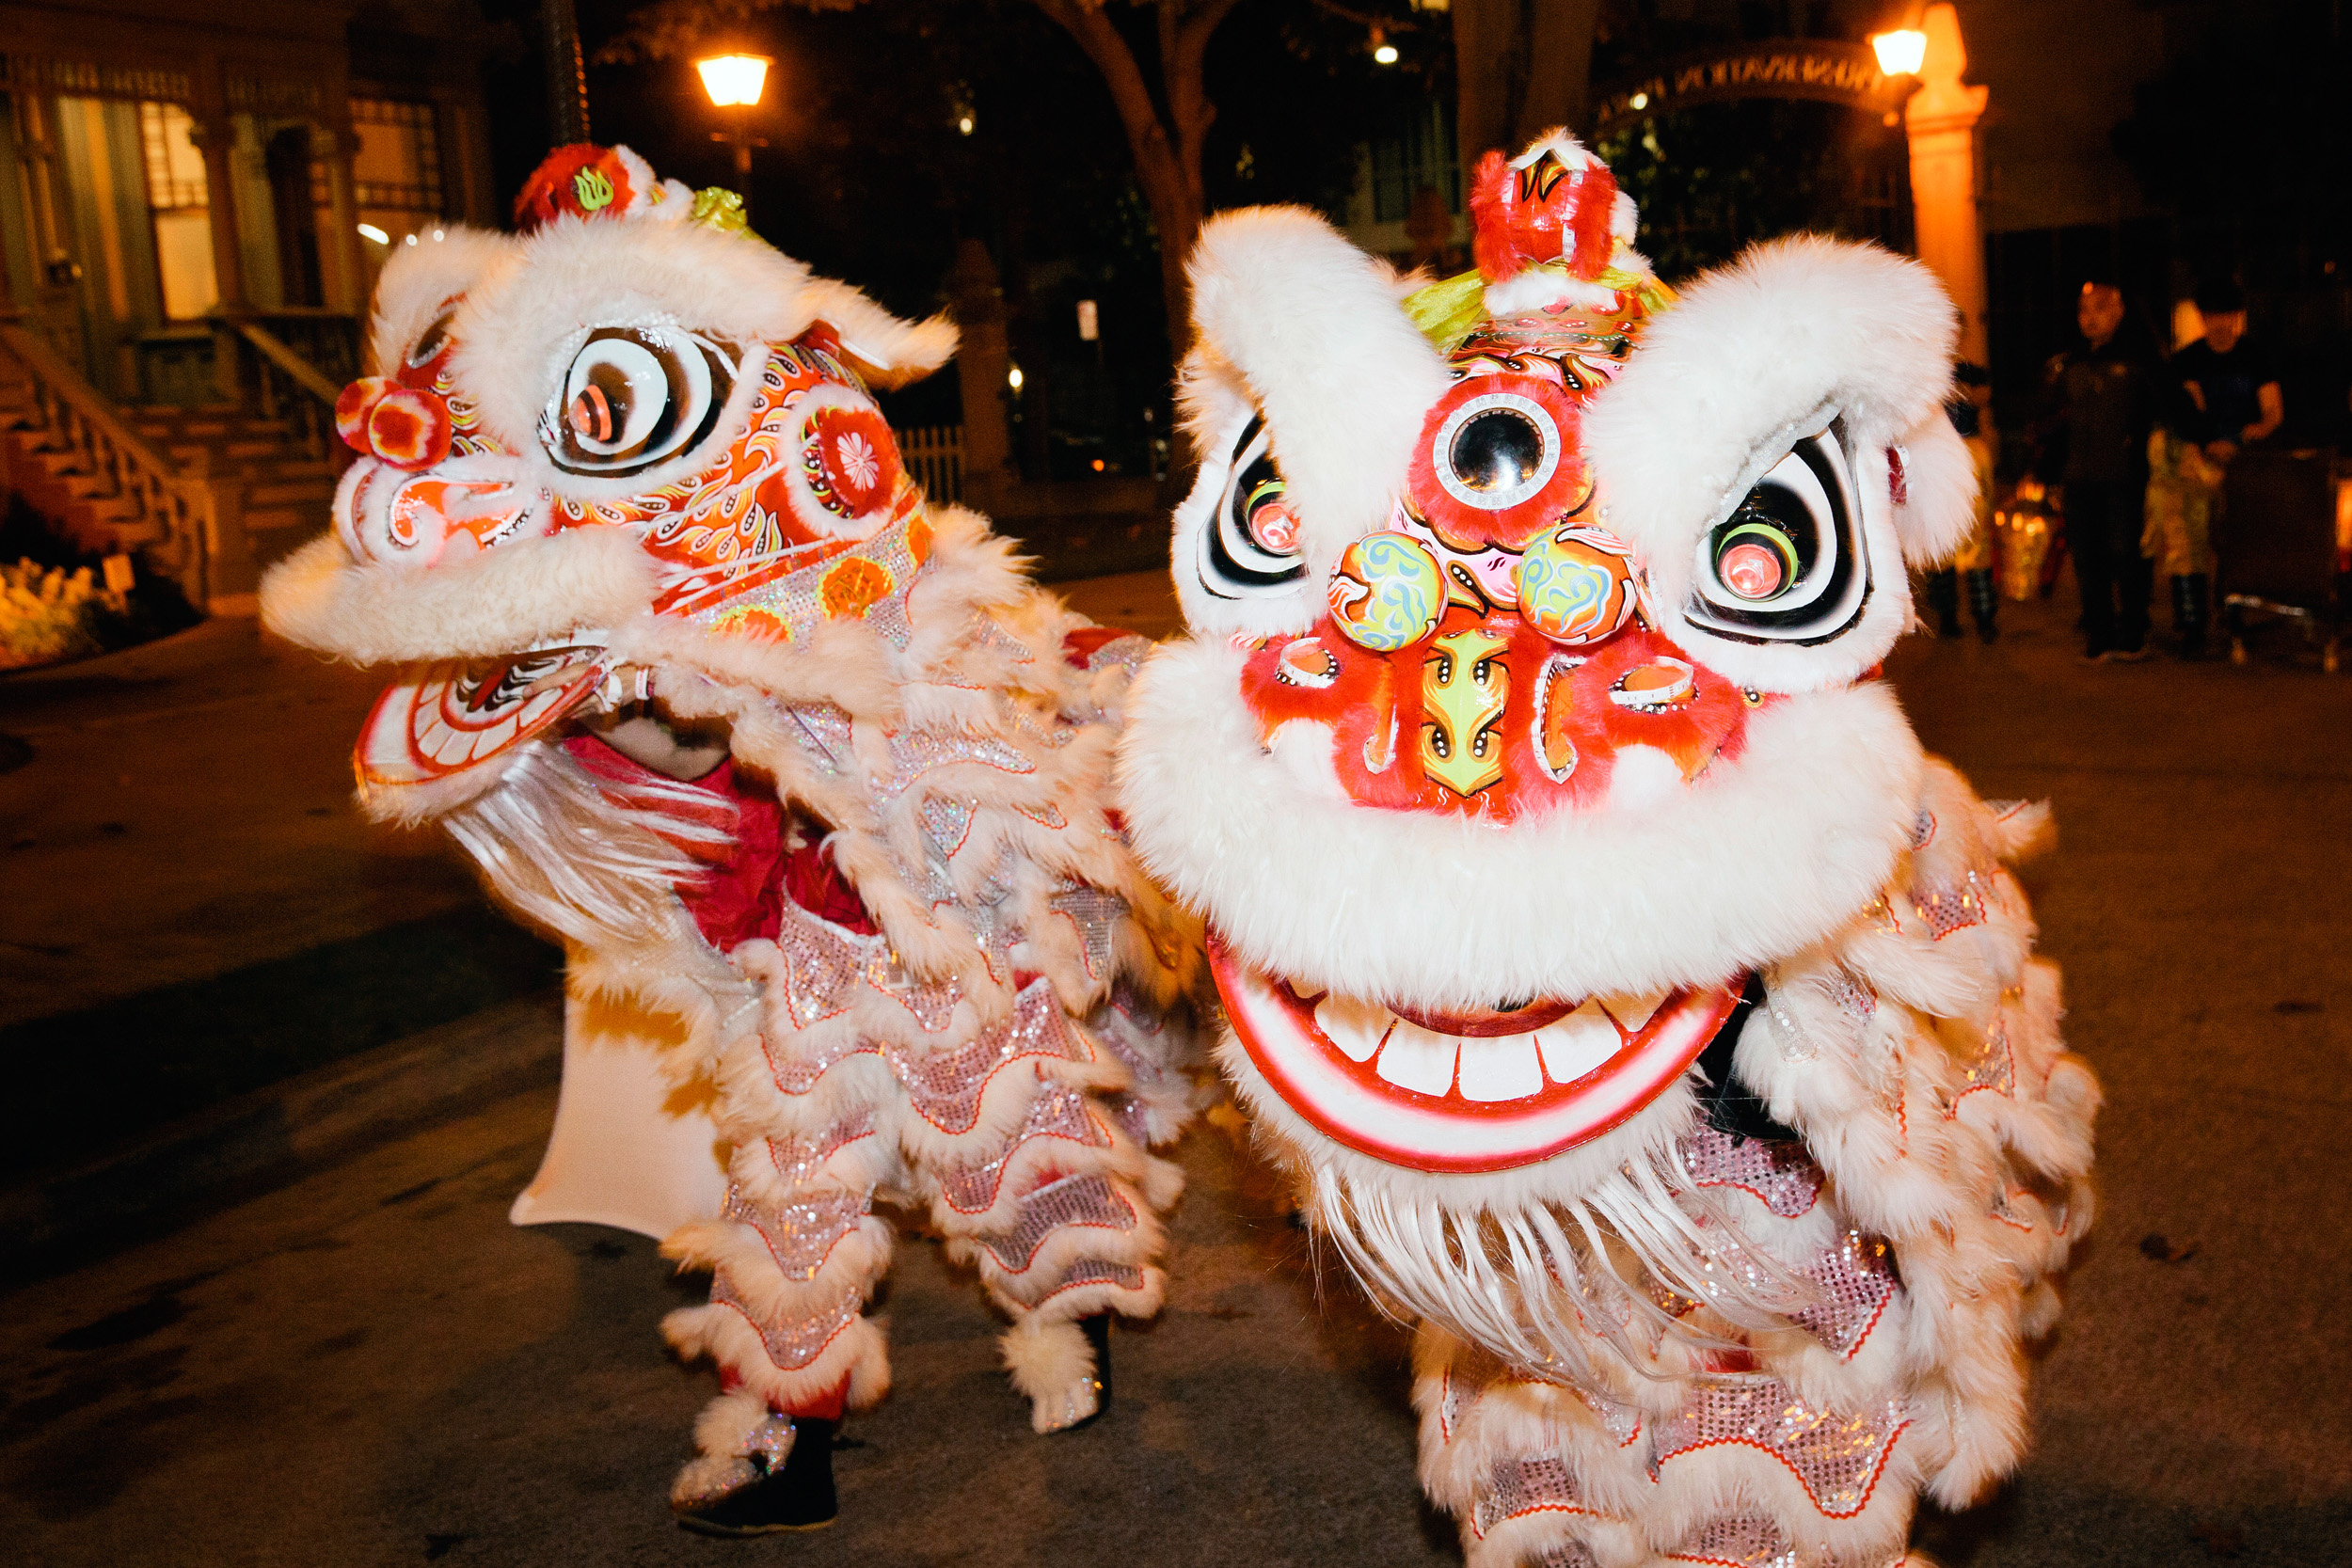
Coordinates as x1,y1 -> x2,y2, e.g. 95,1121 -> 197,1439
1450,406 -> 1545,493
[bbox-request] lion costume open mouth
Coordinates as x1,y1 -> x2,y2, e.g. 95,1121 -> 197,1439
1214,936 -> 1741,1173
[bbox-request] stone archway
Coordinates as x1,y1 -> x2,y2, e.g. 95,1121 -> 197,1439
1587,5 -> 1989,366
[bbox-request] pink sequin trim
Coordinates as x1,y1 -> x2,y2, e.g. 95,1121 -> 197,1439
1790,1230 -> 1899,1360
727,1184 -> 868,1283
1669,1514 -> 1801,1568
980,1172 -> 1136,1272
1950,1018 -> 2015,1112
934,1085 -> 1107,1214
893,978 -> 1097,1135
1680,1124 -> 1825,1219
708,1275 -> 863,1373
1654,1379 -> 1908,1519
1472,1453 -> 1587,1538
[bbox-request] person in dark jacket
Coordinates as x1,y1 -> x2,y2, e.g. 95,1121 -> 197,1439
2036,281 -> 2163,661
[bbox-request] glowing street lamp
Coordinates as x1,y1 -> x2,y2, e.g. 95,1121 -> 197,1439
1371,28 -> 1399,65
1871,28 -> 1927,76
697,52 -> 772,213
696,54 -> 771,106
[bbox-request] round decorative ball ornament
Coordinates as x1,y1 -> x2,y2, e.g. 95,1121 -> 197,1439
1327,531 -> 1445,652
1516,524 -> 1638,645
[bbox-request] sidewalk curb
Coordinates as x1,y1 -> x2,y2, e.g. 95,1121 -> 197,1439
0,990 -> 563,1287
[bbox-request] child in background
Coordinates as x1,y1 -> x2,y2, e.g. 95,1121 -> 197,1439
2143,423 -> 2221,658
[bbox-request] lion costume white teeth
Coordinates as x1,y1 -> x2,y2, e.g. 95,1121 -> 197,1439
1118,131 -> 2098,1567
260,144 -> 1204,1511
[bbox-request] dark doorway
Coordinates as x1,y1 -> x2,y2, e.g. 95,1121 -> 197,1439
265,127 -> 323,308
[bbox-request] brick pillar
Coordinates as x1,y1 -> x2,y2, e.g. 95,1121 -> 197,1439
1904,3 -> 1991,368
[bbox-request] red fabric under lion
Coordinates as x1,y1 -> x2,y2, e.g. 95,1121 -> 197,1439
562,733 -> 877,951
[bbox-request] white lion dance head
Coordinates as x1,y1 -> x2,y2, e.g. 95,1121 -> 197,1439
1120,132 -> 2099,1567
262,144 -> 1203,1530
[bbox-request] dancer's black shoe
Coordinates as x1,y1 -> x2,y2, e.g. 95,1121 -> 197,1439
675,1418 -> 838,1536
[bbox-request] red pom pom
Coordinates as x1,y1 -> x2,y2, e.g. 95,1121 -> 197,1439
512,144 -> 639,231
335,376 -> 392,453
365,388 -> 453,470
1470,140 -> 1621,286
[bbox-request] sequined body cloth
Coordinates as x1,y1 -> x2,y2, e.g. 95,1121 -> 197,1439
604,507 -> 1203,1496
1408,766 -> 2099,1568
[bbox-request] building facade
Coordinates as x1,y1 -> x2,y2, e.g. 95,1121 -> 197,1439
0,0 -> 495,402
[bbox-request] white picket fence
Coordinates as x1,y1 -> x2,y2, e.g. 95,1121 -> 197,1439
898,424 -> 964,504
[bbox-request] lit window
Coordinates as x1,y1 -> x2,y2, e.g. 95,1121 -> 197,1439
138,102 -> 215,320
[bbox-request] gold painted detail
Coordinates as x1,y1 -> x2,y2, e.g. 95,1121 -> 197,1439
1421,627 -> 1511,796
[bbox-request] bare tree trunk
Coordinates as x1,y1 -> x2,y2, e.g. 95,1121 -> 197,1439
1034,0 -> 1242,363
1454,0 -> 1600,166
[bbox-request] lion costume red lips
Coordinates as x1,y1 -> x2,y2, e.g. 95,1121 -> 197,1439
1214,936 -> 1740,1174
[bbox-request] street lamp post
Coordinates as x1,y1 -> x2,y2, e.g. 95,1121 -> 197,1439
695,54 -> 772,213
1874,4 -> 1990,368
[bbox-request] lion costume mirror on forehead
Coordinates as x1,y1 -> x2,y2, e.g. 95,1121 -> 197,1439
1121,131 -> 2099,1568
262,144 -> 1205,1536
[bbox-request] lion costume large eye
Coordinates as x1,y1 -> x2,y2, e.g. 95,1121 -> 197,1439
1432,388 -> 1559,511
1685,425 -> 1867,644
1200,414 -> 1307,598
546,326 -> 738,478
406,309 -> 457,370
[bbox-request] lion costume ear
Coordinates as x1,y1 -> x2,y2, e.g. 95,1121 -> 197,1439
1581,235 -> 1967,693
367,227 -> 513,379
798,278 -> 959,389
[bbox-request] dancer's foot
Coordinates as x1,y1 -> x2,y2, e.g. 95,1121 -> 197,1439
1038,1314 -> 1113,1434
675,1418 -> 837,1536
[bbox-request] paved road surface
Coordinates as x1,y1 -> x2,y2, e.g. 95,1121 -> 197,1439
3,580 -> 2346,1566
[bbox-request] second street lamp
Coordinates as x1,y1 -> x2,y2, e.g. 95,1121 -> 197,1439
696,53 -> 772,213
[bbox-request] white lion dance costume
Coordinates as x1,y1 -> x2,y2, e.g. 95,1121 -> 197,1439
260,145 -> 1200,1535
1119,134 -> 2100,1568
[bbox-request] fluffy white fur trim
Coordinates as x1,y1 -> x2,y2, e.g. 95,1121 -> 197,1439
1178,205 -> 1452,628
1119,635 -> 1921,1006
1484,269 -> 1624,318
1581,236 -> 1960,693
259,529 -> 656,664
999,1314 -> 1100,1433
367,227 -> 513,377
448,214 -> 944,454
663,1303 -> 890,1414
800,277 -> 957,388
1895,412 -> 1979,569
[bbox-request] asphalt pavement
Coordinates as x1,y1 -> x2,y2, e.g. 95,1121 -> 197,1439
2,577 -> 2346,1567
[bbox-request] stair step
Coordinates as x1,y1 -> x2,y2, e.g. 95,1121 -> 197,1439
247,526 -> 322,569
246,481 -> 336,505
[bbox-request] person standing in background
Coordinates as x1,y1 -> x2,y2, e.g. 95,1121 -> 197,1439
1923,362 -> 1999,641
2173,280 -> 2284,465
2169,280 -> 2285,659
2037,280 -> 2163,661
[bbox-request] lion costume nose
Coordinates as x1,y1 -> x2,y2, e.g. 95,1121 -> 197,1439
336,376 -> 455,470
